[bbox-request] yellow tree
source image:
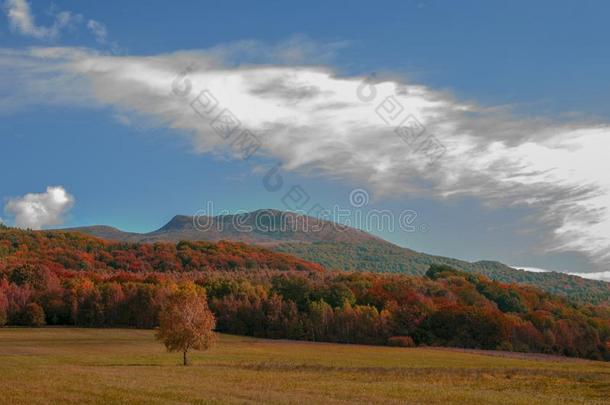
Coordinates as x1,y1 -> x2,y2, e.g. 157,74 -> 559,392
156,283 -> 216,366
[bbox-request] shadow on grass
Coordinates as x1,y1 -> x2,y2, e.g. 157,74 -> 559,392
225,361 -> 610,382
89,363 -> 166,367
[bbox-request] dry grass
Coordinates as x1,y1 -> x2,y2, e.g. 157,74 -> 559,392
0,328 -> 608,404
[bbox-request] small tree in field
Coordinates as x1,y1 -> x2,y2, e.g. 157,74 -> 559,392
155,283 -> 216,366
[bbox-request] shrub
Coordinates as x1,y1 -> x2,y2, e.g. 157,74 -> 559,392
388,335 -> 415,347
23,303 -> 46,327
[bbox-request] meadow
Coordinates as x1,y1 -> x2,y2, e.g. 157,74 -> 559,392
0,328 -> 608,404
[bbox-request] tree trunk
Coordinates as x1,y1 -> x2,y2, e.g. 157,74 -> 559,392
183,349 -> 189,366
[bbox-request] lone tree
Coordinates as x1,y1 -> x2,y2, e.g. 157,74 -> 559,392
156,283 -> 216,366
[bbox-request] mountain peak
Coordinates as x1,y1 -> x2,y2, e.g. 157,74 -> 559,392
72,209 -> 385,246
156,215 -> 194,232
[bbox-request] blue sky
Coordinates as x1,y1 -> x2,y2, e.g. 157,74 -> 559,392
2,0 -> 610,279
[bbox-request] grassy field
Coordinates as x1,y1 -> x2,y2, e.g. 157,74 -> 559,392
0,328 -> 608,404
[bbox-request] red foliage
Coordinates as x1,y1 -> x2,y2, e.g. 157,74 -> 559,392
0,228 -> 608,360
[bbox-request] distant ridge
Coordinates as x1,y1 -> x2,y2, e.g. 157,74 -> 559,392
61,225 -> 143,242
62,209 -> 610,304
66,209 -> 384,245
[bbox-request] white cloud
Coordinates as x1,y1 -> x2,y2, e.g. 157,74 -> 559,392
3,0 -> 81,40
512,266 -> 551,273
1,44 -> 610,268
86,19 -> 121,55
4,186 -> 75,229
87,19 -> 107,44
514,266 -> 610,282
569,271 -> 610,282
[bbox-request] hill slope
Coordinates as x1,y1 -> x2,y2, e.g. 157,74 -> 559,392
0,226 -> 324,273
62,210 -> 610,304
275,241 -> 610,304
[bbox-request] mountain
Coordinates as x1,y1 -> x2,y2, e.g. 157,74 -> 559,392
65,210 -> 382,245
63,210 -> 610,304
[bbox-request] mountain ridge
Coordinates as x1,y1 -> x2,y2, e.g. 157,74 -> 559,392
60,210 -> 610,304
64,210 -> 388,245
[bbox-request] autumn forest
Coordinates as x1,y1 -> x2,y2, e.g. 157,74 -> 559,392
0,225 -> 609,361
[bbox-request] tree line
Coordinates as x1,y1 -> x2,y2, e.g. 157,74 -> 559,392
0,227 -> 609,360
